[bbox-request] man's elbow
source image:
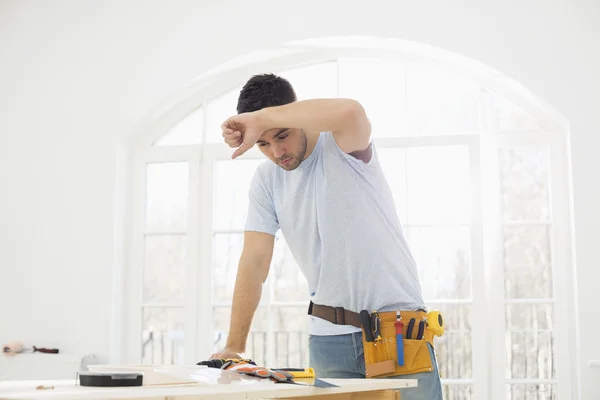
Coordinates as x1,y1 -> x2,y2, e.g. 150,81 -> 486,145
345,100 -> 371,145
342,99 -> 367,121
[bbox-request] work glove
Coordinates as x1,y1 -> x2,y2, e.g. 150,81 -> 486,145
197,358 -> 256,369
227,364 -> 295,383
197,358 -> 295,383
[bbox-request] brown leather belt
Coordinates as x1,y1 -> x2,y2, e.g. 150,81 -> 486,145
308,301 -> 428,328
308,301 -> 362,328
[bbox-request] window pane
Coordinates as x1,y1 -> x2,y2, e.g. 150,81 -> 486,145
142,307 -> 184,365
442,385 -> 473,400
499,146 -> 550,221
214,159 -> 264,230
503,225 -> 552,299
213,233 -> 243,303
154,107 -> 203,146
405,62 -> 481,134
278,62 -> 337,100
409,226 -> 471,299
338,58 -> 407,138
506,303 -> 555,379
272,235 -> 309,302
144,235 -> 187,303
506,303 -> 553,330
406,146 -> 470,224
146,162 -> 188,232
493,93 -> 541,131
213,234 -> 308,304
506,383 -> 557,399
206,86 -> 242,143
427,303 -> 472,380
272,307 -> 309,368
213,306 -> 268,366
377,148 -> 408,225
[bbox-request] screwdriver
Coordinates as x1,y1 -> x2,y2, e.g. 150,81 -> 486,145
394,311 -> 404,366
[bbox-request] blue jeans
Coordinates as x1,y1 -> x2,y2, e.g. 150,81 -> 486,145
309,331 -> 443,400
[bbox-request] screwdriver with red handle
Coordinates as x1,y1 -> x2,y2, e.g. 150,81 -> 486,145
395,311 -> 404,366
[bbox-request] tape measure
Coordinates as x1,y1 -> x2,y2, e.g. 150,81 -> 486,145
78,372 -> 143,387
427,310 -> 445,336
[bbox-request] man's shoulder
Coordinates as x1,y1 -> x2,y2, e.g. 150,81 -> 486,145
252,159 -> 274,181
250,159 -> 282,192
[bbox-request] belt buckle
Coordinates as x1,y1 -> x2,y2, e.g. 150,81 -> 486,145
334,307 -> 345,325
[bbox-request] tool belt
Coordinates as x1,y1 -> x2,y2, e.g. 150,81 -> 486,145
308,302 -> 443,378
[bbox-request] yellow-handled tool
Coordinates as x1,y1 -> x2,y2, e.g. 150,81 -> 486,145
276,367 -> 315,379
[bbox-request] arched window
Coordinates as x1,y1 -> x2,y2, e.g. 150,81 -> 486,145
127,38 -> 574,399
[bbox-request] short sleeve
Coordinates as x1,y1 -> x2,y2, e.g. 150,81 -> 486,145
244,166 -> 279,236
322,131 -> 378,167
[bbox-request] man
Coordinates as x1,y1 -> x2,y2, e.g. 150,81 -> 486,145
210,73 -> 443,399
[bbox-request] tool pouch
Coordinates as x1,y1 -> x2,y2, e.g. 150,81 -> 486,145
361,311 -> 436,378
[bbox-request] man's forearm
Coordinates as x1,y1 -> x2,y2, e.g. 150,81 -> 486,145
225,261 -> 265,352
257,98 -> 366,133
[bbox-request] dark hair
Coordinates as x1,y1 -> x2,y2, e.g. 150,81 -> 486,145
237,73 -> 297,114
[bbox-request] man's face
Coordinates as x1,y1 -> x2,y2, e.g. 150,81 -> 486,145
256,128 -> 307,171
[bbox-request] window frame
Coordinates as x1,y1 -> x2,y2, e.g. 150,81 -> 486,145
482,130 -> 576,398
125,47 -> 575,399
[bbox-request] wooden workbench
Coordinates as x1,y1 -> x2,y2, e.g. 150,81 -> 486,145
0,377 -> 416,399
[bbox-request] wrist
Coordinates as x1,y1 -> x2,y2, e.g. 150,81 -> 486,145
255,107 -> 278,132
224,343 -> 245,353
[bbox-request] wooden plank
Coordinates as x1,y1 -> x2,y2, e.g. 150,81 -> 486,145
264,389 -> 400,399
268,394 -> 353,400
0,378 -> 414,399
352,390 -> 399,400
244,379 -> 411,399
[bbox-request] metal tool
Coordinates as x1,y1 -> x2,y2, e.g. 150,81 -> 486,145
287,378 -> 339,388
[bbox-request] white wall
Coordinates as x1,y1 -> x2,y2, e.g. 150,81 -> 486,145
1,0 -> 598,396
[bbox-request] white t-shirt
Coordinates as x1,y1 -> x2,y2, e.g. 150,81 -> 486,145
245,131 -> 426,336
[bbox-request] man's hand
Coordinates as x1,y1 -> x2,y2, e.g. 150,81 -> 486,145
222,111 -> 266,159
209,347 -> 245,360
